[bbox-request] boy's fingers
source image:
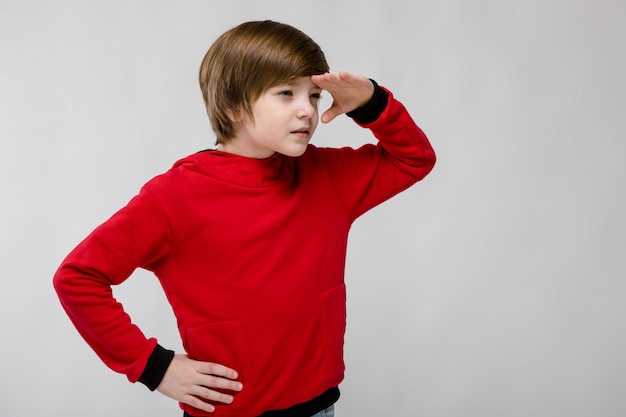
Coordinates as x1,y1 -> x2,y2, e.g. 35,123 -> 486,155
197,374 -> 244,392
311,72 -> 342,90
312,71 -> 358,88
184,395 -> 217,413
321,106 -> 341,124
195,360 -> 239,380
191,384 -> 235,404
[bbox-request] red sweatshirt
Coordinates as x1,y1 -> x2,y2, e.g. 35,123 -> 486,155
53,86 -> 435,416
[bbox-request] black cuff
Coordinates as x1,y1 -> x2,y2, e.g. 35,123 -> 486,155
137,344 -> 175,391
346,79 -> 389,124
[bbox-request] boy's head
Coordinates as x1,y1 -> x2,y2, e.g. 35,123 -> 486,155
199,20 -> 329,145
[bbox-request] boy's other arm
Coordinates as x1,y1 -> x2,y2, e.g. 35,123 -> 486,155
53,188 -> 244,411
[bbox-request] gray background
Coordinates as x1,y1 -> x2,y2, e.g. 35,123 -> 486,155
1,1 -> 625,416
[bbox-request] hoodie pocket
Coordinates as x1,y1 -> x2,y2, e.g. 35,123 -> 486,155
184,320 -> 249,378
320,284 -> 347,377
183,320 -> 252,414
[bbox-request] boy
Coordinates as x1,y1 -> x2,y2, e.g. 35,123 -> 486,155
54,20 -> 436,417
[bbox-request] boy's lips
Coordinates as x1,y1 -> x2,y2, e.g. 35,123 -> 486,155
291,127 -> 312,139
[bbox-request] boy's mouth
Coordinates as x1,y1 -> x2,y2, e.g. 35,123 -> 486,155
291,127 -> 312,138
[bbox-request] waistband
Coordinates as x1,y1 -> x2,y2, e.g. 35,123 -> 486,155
183,386 -> 340,417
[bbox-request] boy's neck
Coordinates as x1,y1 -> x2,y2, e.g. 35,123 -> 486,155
218,142 -> 277,159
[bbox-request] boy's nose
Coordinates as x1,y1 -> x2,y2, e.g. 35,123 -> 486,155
296,98 -> 316,118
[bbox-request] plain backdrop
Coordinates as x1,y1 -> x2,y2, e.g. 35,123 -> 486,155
1,1 -> 625,416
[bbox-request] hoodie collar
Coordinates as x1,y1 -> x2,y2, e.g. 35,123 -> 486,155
172,149 -> 295,188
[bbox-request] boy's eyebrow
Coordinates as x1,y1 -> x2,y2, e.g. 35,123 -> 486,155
279,80 -> 322,90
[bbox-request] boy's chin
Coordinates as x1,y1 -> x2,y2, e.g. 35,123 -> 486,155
280,144 -> 310,157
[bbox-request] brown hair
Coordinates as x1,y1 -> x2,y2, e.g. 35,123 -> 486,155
199,20 -> 329,144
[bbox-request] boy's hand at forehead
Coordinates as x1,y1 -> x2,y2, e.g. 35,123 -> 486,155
311,71 -> 375,124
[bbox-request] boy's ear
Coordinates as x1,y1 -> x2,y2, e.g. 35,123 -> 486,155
226,108 -> 238,122
227,108 -> 246,123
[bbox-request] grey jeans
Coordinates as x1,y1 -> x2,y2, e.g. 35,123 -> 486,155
311,405 -> 335,417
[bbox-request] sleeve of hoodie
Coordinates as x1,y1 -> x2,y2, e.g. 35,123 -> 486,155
320,80 -> 436,220
53,186 -> 174,389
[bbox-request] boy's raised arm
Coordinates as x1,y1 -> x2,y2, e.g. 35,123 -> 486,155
310,72 -> 436,220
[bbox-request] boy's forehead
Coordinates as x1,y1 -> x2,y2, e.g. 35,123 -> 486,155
280,76 -> 322,88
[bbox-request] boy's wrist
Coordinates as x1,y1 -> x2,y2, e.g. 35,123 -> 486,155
138,344 -> 175,391
346,79 -> 389,124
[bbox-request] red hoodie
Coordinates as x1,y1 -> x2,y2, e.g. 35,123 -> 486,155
54,87 -> 435,416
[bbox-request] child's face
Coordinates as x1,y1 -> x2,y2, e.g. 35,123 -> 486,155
223,76 -> 322,158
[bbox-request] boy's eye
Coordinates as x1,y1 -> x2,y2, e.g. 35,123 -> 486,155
276,89 -> 321,99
